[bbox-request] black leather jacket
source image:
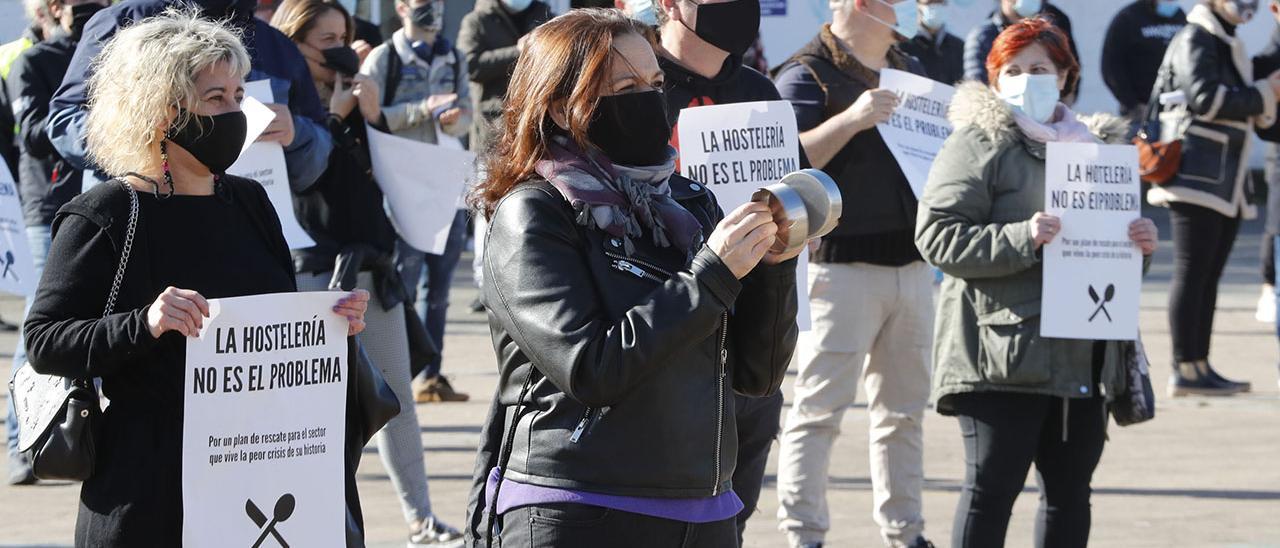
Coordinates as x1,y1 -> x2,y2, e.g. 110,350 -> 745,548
464,176 -> 798,543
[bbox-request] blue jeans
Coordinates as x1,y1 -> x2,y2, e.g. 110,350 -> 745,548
7,225 -> 53,456
395,210 -> 468,380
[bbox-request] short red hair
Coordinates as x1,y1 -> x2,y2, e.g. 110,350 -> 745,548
985,17 -> 1079,90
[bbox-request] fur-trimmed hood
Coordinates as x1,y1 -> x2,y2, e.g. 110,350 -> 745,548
947,81 -> 1131,145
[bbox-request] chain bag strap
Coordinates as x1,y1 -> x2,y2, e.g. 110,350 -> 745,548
10,178 -> 139,480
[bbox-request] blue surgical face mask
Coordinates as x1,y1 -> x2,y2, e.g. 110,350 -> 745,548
868,0 -> 919,39
998,73 -> 1061,123
919,3 -> 946,31
1012,0 -> 1042,18
625,0 -> 659,25
501,0 -> 533,13
1155,0 -> 1181,18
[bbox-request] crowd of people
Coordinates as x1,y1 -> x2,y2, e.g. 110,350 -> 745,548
1,0 -> 1277,547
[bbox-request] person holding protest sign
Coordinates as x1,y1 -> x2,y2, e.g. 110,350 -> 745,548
771,1 -> 935,547
1147,0 -> 1280,397
21,11 -> 371,545
915,18 -> 1157,548
271,0 -> 466,545
462,9 -> 799,546
361,0 -> 475,405
654,0 -> 801,541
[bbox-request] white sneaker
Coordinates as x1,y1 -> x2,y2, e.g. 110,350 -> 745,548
1256,285 -> 1275,323
408,516 -> 464,548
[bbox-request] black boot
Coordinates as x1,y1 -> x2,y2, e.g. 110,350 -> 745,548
1200,361 -> 1252,393
1168,361 -> 1246,397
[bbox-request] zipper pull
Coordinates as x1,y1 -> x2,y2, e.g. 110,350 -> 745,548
570,414 -> 590,443
612,260 -> 647,279
720,348 -> 728,366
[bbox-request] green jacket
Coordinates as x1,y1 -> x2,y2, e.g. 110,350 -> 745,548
915,82 -> 1138,414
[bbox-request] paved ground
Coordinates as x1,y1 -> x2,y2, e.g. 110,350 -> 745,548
1,206 -> 1279,547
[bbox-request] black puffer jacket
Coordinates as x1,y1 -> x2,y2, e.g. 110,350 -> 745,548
463,176 -> 798,543
1147,4 -> 1276,219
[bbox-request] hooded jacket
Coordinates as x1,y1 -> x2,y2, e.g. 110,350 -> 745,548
46,0 -> 333,192
915,82 -> 1134,411
1146,4 -> 1277,219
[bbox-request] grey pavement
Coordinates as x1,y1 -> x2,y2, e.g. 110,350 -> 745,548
1,207 -> 1279,547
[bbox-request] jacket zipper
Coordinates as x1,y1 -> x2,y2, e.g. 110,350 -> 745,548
570,407 -> 594,443
713,312 -> 727,494
605,250 -> 673,283
605,248 -> 725,495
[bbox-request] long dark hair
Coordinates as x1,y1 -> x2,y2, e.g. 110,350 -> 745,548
469,8 -> 654,217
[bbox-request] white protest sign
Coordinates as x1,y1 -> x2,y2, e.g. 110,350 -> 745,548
876,68 -> 956,197
182,292 -> 348,548
366,124 -> 474,254
1041,142 -> 1142,341
0,158 -> 34,296
228,80 -> 316,250
676,100 -> 811,330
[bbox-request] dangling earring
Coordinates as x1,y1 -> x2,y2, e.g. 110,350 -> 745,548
157,141 -> 176,199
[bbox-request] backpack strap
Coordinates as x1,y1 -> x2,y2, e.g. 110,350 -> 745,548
382,49 -> 403,107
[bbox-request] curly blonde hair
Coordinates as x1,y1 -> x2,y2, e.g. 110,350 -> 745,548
85,8 -> 252,177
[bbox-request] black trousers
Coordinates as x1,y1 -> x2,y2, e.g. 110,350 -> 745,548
498,503 -> 737,548
1167,202 -> 1241,362
731,391 -> 783,545
948,392 -> 1107,548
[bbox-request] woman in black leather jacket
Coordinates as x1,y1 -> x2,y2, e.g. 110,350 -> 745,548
462,9 -> 800,548
1147,0 -> 1280,396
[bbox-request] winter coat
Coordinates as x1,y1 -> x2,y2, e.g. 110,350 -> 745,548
463,177 -> 797,543
455,0 -> 551,150
1146,4 -> 1277,219
915,82 -> 1136,413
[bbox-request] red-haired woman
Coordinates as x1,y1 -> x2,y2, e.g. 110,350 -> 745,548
916,18 -> 1158,548
461,9 -> 801,547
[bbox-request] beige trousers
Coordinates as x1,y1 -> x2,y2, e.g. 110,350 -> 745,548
776,261 -> 934,547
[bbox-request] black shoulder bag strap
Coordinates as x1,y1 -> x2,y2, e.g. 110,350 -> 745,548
382,49 -> 403,107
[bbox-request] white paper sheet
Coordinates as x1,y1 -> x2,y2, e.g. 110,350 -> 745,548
182,292 -> 348,548
876,68 -> 957,197
365,124 -> 474,254
227,80 -> 316,250
1041,142 -> 1143,341
675,100 -> 812,330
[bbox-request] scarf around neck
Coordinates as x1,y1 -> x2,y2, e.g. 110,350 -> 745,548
1012,104 -> 1098,144
535,136 -> 703,258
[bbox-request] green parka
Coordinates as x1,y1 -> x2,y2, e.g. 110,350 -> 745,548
915,81 -> 1141,414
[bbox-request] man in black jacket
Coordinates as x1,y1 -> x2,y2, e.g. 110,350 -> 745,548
773,1 -> 934,547
898,0 -> 964,85
456,0 -> 551,152
1102,0 -> 1186,119
655,0 -> 801,543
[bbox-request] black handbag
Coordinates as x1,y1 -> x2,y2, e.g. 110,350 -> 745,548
10,178 -> 138,480
1112,336 -> 1156,427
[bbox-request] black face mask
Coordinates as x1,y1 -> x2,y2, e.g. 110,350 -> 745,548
587,90 -> 672,167
322,45 -> 361,77
167,110 -> 248,174
69,3 -> 105,37
681,0 -> 760,56
410,2 -> 443,31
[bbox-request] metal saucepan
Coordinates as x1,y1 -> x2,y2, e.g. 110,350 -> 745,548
751,169 -> 843,256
